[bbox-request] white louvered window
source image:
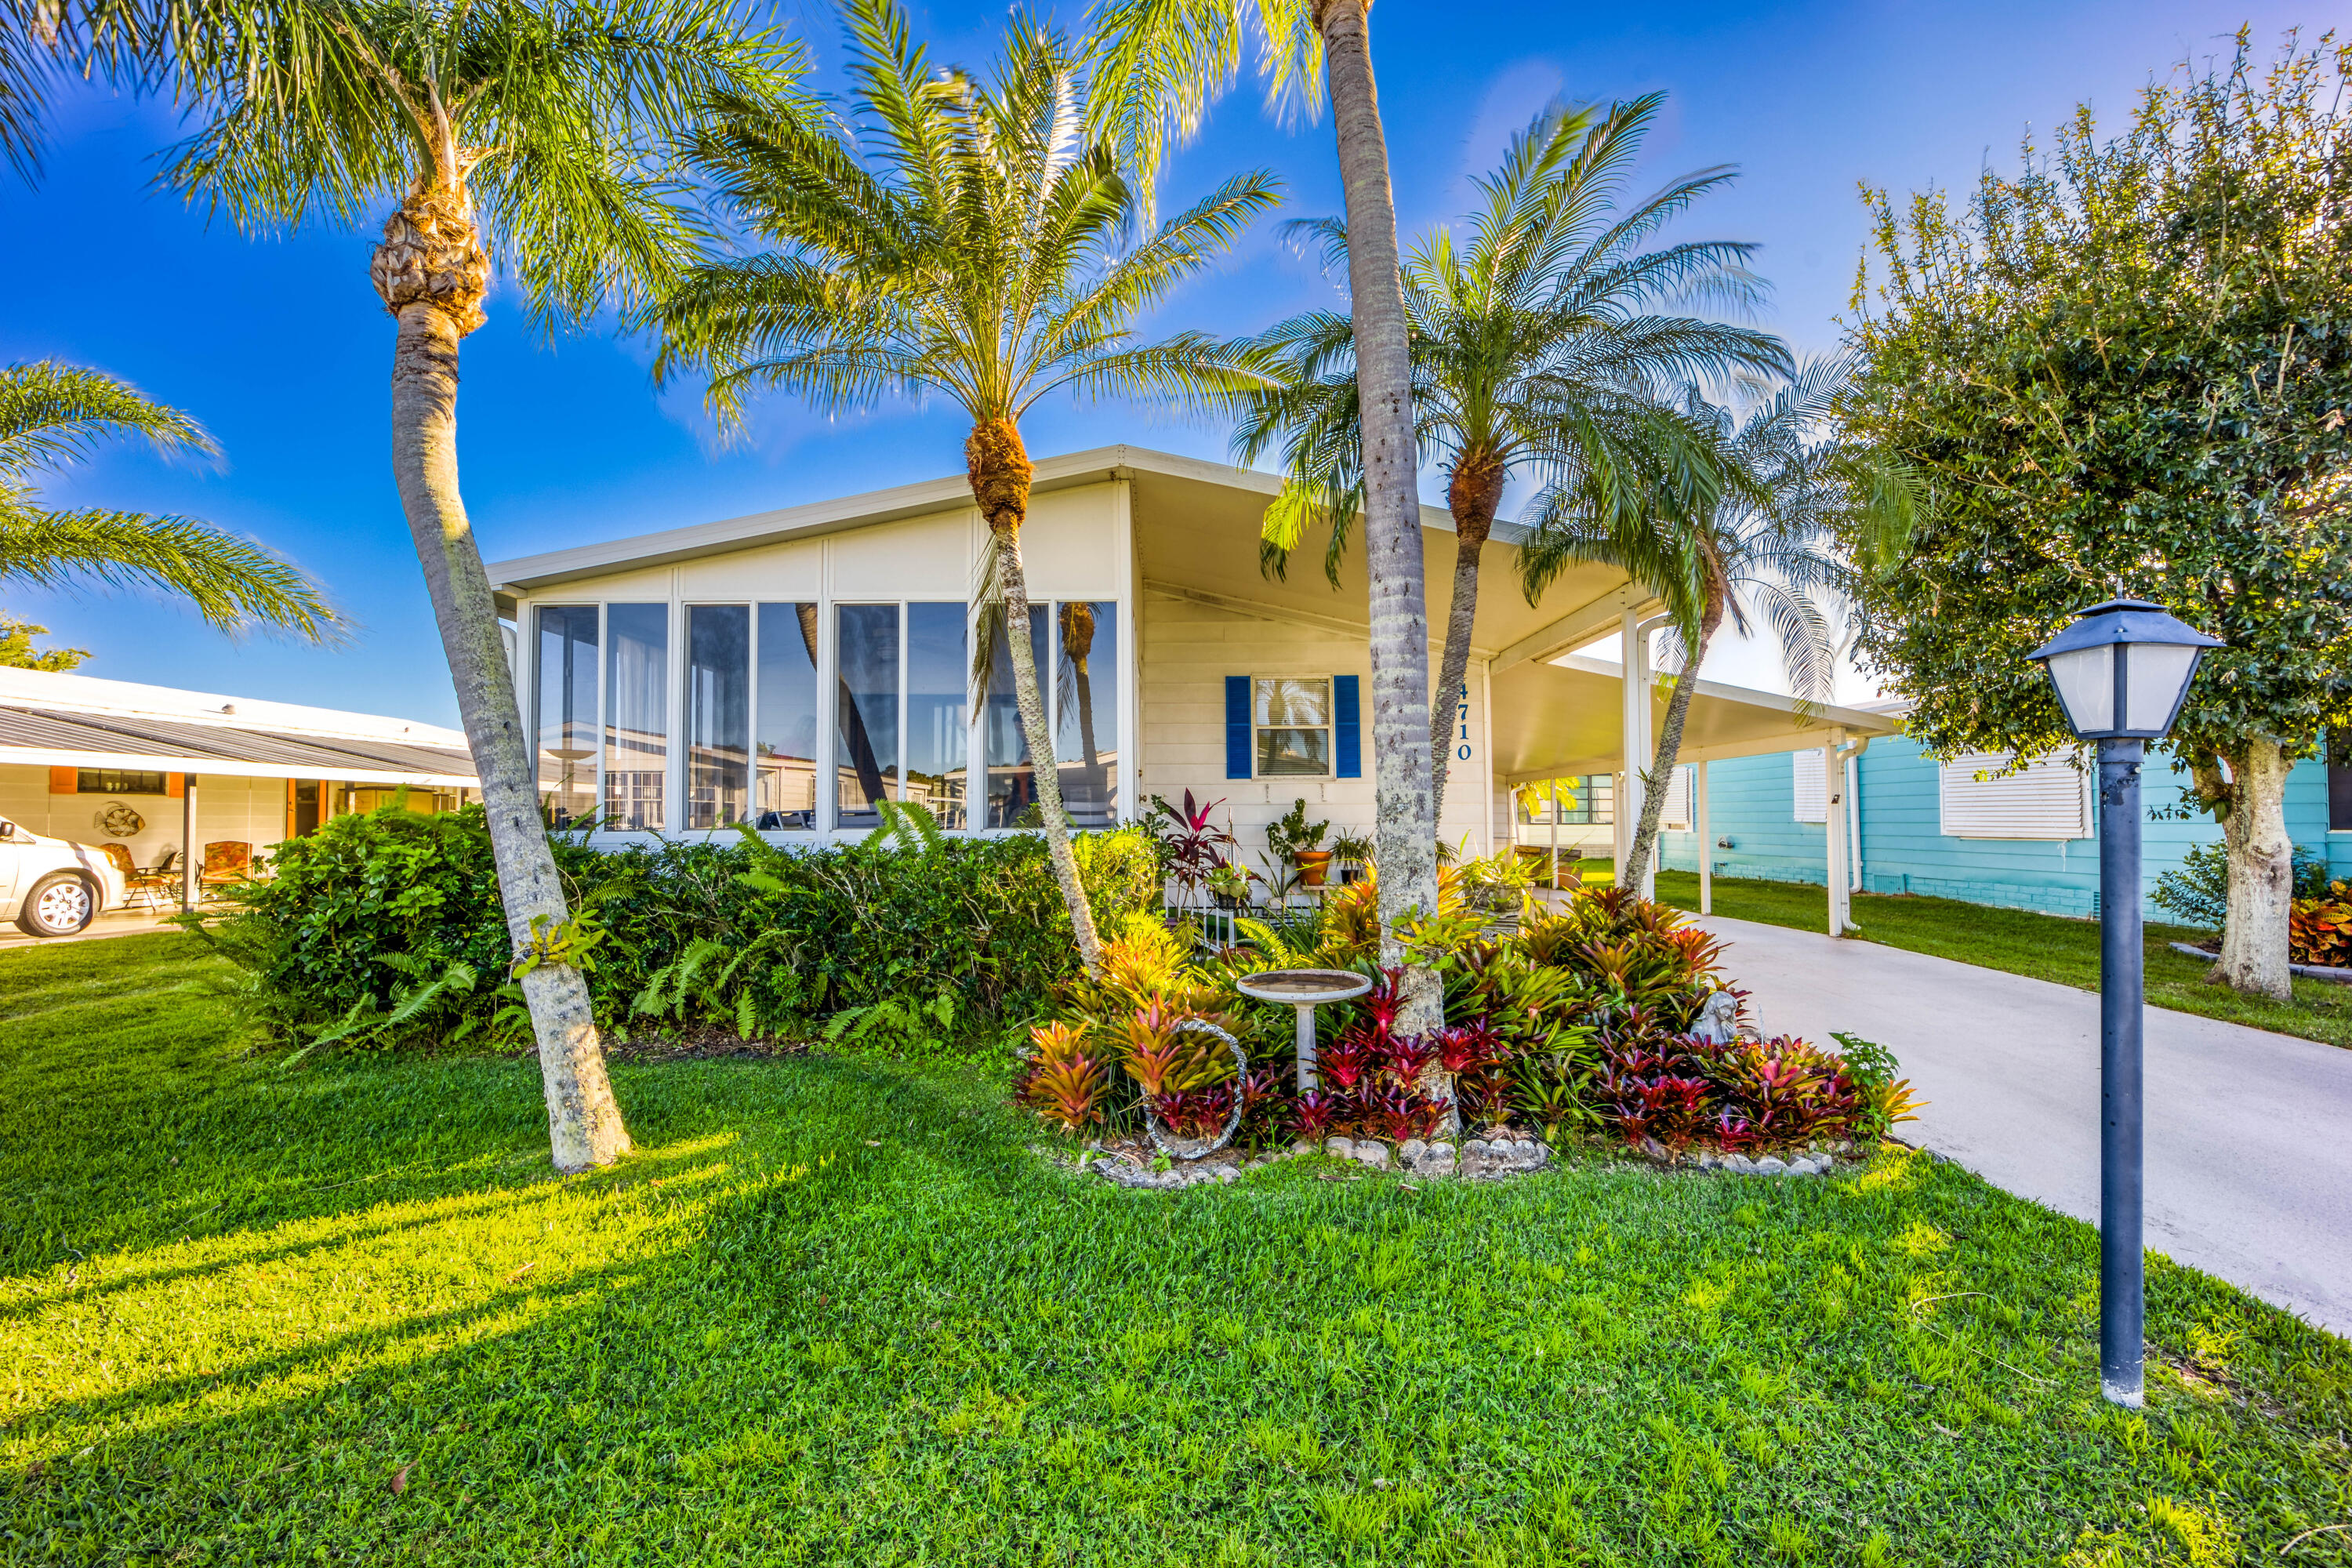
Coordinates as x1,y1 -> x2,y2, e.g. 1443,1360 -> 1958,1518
1938,749 -> 2091,840
1662,766 -> 1691,830
1792,750 -> 1827,823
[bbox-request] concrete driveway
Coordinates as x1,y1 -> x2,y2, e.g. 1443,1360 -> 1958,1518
1696,913 -> 2352,1337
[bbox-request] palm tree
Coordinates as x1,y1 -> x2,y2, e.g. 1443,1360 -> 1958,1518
154,0 -> 801,1174
1237,96 -> 1791,825
0,361 -> 334,641
648,0 -> 1279,978
1568,358 -> 1918,889
1087,0 -> 1441,1020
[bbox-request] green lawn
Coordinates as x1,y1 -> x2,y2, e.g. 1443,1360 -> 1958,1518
1652,870 -> 2352,1050
4,935 -> 2350,1566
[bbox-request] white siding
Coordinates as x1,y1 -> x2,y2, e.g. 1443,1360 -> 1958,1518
1938,749 -> 2092,840
0,765 -> 298,867
1792,750 -> 1827,822
1137,590 -> 1494,859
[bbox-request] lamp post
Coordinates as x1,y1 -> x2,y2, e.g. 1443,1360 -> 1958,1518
2028,597 -> 2221,1408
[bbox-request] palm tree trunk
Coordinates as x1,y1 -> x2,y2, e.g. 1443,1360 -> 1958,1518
2208,739 -> 2294,1000
1621,597 -> 1722,890
968,419 -> 1104,976
1428,452 -> 1505,824
388,299 -> 631,1173
1318,0 -> 1440,1058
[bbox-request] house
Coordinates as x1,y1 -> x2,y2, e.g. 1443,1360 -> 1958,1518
483,445 -> 1896,883
0,666 -> 477,909
1641,724 -> 2352,922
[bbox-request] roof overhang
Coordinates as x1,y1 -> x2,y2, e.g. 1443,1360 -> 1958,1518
0,706 -> 478,788
1490,655 -> 1902,786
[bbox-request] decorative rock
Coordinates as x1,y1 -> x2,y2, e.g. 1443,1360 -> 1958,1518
1352,1139 -> 1391,1170
1755,1155 -> 1789,1175
1399,1138 -> 1428,1164
1723,1153 -> 1756,1174
1326,1137 -> 1355,1160
1409,1142 -> 1456,1176
1214,1166 -> 1239,1184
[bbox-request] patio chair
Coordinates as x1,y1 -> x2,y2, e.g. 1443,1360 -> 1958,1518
99,844 -> 175,911
200,841 -> 255,897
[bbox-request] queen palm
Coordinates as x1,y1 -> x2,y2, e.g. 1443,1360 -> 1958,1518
1088,0 -> 1440,1015
1570,358 -> 1918,889
155,0 -> 800,1172
1238,96 -> 1790,822
648,0 -> 1279,976
0,361 -> 335,641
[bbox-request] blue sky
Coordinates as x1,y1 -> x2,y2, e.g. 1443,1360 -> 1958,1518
0,0 -> 2305,723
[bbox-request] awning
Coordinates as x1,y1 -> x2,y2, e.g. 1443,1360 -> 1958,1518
0,704 -> 479,788
1489,654 -> 1901,786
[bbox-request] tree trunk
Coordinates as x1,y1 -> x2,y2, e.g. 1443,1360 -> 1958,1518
2209,738 -> 2294,1000
1621,597 -> 1724,890
1428,450 -> 1504,825
387,299 -> 630,1173
967,419 -> 1104,977
1318,0 -> 1441,1068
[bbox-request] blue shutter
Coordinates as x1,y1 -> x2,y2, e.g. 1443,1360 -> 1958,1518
1225,676 -> 1252,779
1334,674 -> 1361,779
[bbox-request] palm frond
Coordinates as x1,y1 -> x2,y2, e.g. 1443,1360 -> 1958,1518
0,361 -> 215,477
0,504 -> 337,638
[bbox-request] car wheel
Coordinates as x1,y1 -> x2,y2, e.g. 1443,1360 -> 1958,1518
16,872 -> 96,937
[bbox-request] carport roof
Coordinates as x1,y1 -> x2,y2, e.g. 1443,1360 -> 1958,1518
1489,654 -> 1902,786
0,704 -> 478,788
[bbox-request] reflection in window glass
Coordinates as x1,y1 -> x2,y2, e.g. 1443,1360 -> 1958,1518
906,602 -> 968,829
1054,601 -> 1118,827
535,605 -> 599,826
1254,676 -> 1331,776
835,604 -> 899,828
755,603 -> 819,829
685,604 -> 750,829
604,604 -> 668,829
985,605 -> 1048,828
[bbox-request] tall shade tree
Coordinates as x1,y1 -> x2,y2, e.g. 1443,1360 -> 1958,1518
648,0 -> 1279,977
1088,0 -> 1440,1021
158,0 -> 803,1171
0,360 -> 336,640
1569,360 -> 1916,890
1237,96 -> 1788,826
1839,34 -> 2352,1000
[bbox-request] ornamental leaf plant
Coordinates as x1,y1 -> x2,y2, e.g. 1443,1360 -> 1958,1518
1838,34 -> 2352,1000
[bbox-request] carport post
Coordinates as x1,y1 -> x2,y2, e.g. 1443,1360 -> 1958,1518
180,775 -> 198,913
1694,762 -> 1711,916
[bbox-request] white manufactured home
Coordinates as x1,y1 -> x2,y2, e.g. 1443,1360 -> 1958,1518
488,446 -> 1894,892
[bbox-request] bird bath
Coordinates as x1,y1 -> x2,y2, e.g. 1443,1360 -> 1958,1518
1232,968 -> 1373,1091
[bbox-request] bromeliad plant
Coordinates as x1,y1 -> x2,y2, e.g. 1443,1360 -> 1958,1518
1015,883 -> 1917,1160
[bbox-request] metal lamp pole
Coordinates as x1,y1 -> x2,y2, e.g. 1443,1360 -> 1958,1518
2096,734 -> 2145,1406
2031,597 -> 2220,1410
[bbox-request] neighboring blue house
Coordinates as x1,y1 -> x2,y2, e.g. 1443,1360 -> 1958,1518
1650,730 -> 2352,921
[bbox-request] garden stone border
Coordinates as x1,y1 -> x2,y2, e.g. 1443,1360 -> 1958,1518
1054,1133 -> 1854,1190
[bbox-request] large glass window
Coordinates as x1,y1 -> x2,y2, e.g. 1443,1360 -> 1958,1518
756,603 -> 820,829
604,603 -> 668,830
906,602 -> 968,829
834,604 -> 900,828
1254,677 -> 1331,777
985,605 -> 1050,828
1054,601 -> 1118,828
685,604 -> 750,830
535,604 -> 599,826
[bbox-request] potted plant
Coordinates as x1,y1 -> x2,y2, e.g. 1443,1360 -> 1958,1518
1206,861 -> 1256,910
1328,830 -> 1374,885
1261,797 -> 1332,892
1145,790 -> 1239,912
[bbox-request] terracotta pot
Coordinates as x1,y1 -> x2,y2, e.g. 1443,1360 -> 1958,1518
1294,850 -> 1334,887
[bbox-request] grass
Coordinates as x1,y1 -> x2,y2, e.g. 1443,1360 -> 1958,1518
1651,869 -> 2352,1051
4,935 -> 2350,1566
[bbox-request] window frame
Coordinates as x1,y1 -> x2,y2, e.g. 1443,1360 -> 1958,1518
1250,673 -> 1336,780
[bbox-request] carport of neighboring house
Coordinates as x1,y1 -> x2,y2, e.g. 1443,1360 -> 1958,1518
0,667 -> 477,918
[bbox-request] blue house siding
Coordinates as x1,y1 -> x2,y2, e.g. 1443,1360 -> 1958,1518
1653,733 -> 2342,922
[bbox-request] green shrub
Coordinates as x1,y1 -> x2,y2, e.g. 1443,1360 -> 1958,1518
198,804 -> 1160,1053
2151,840 -> 2332,932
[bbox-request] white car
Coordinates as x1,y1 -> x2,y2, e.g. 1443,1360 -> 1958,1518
0,817 -> 129,938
